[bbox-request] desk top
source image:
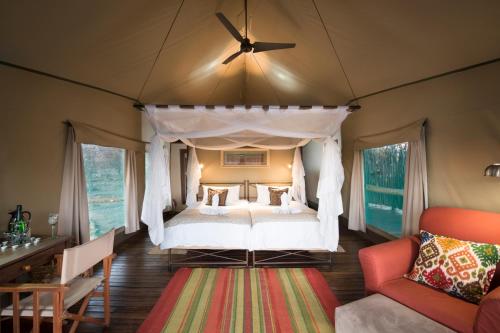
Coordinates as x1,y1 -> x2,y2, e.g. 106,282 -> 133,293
0,236 -> 69,269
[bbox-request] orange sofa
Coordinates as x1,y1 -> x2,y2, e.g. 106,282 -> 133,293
359,207 -> 500,333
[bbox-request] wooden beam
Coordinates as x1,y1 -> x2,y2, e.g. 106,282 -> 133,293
134,103 -> 361,111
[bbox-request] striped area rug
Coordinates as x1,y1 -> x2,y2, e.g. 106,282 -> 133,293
138,268 -> 339,333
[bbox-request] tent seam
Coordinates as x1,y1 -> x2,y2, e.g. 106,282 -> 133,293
251,53 -> 282,105
137,0 -> 186,101
311,0 -> 357,101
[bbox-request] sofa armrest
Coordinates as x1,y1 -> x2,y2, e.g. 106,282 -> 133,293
358,236 -> 420,295
474,286 -> 500,333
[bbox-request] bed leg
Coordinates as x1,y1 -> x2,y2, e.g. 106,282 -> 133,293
252,251 -> 256,268
245,250 -> 249,268
329,251 -> 333,271
168,248 -> 172,272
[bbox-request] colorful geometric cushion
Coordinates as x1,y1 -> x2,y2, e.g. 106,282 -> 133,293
405,230 -> 500,304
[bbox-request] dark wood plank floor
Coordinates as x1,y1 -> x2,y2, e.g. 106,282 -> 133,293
8,224 -> 373,332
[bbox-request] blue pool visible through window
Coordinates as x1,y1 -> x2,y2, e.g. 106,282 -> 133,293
363,143 -> 407,237
82,144 -> 125,239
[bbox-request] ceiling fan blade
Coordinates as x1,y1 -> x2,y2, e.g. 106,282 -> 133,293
252,42 -> 296,53
223,50 -> 243,65
216,13 -> 244,42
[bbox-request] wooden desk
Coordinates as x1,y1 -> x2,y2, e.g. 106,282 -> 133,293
0,237 -> 69,283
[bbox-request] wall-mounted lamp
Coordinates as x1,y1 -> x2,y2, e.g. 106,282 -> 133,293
484,163 -> 500,177
199,163 -> 204,170
287,164 -> 292,169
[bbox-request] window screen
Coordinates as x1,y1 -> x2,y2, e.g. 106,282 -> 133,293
363,143 -> 407,237
82,144 -> 125,239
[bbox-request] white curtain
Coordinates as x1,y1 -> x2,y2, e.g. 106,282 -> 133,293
125,150 -> 140,234
316,137 -> 344,251
58,127 -> 90,245
291,147 -> 307,205
348,150 -> 366,232
186,147 -> 202,207
141,135 -> 171,245
402,127 -> 428,236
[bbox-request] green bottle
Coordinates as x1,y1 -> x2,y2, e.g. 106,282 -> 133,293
15,205 -> 26,233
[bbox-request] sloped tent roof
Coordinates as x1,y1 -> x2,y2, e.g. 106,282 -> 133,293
1,1 -> 500,106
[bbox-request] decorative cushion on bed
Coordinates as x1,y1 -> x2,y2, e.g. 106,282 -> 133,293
257,184 -> 290,205
202,185 -> 239,205
404,230 -> 500,304
207,188 -> 228,206
269,187 -> 289,206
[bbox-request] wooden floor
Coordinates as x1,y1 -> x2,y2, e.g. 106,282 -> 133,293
9,224 -> 373,332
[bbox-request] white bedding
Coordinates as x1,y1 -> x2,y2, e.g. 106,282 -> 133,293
160,200 -> 339,252
160,200 -> 251,250
248,202 -> 335,251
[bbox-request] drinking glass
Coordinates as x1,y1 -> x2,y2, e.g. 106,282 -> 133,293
48,213 -> 59,239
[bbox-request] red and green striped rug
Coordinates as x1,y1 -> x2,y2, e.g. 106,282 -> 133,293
138,268 -> 339,333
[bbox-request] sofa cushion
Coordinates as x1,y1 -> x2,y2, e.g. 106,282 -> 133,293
335,293 -> 455,333
379,278 -> 478,333
405,230 -> 500,304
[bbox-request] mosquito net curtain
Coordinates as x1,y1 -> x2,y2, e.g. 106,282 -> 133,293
142,105 -> 350,250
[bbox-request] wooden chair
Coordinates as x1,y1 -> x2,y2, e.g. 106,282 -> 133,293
0,230 -> 115,333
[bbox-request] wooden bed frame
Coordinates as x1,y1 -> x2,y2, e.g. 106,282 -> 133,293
166,180 -> 334,271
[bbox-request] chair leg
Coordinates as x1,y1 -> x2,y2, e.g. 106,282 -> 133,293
12,292 -> 20,333
69,294 -> 92,333
33,290 -> 40,333
103,256 -> 112,327
52,290 -> 63,333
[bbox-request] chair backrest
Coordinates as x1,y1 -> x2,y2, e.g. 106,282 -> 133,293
61,229 -> 115,284
419,207 -> 500,244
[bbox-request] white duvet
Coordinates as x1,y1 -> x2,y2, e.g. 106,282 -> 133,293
160,200 -> 338,252
249,202 -> 335,251
160,201 -> 251,250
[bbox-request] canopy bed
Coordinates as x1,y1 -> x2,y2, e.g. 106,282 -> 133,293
141,105 -> 351,269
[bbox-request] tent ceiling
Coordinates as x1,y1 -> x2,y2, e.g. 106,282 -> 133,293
1,1 -> 500,105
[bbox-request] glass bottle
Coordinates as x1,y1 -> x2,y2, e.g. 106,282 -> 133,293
15,205 -> 26,234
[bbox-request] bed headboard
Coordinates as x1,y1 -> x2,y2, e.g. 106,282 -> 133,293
197,180 -> 292,202
198,181 -> 248,201
247,181 -> 292,202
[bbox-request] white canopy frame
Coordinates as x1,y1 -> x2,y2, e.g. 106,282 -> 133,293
142,105 -> 350,251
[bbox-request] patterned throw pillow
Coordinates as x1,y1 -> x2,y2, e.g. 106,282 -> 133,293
269,187 -> 289,206
405,230 -> 500,304
206,188 -> 228,206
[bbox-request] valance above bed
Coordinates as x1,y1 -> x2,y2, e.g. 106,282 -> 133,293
145,105 -> 349,150
142,105 -> 351,250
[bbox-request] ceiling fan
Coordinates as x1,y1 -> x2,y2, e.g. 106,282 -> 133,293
216,0 -> 296,65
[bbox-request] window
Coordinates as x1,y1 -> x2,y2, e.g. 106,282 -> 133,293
363,143 -> 407,237
82,144 -> 125,239
221,149 -> 270,167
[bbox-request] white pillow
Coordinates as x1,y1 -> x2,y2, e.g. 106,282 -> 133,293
202,185 -> 240,205
256,184 -> 271,205
256,184 -> 291,205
